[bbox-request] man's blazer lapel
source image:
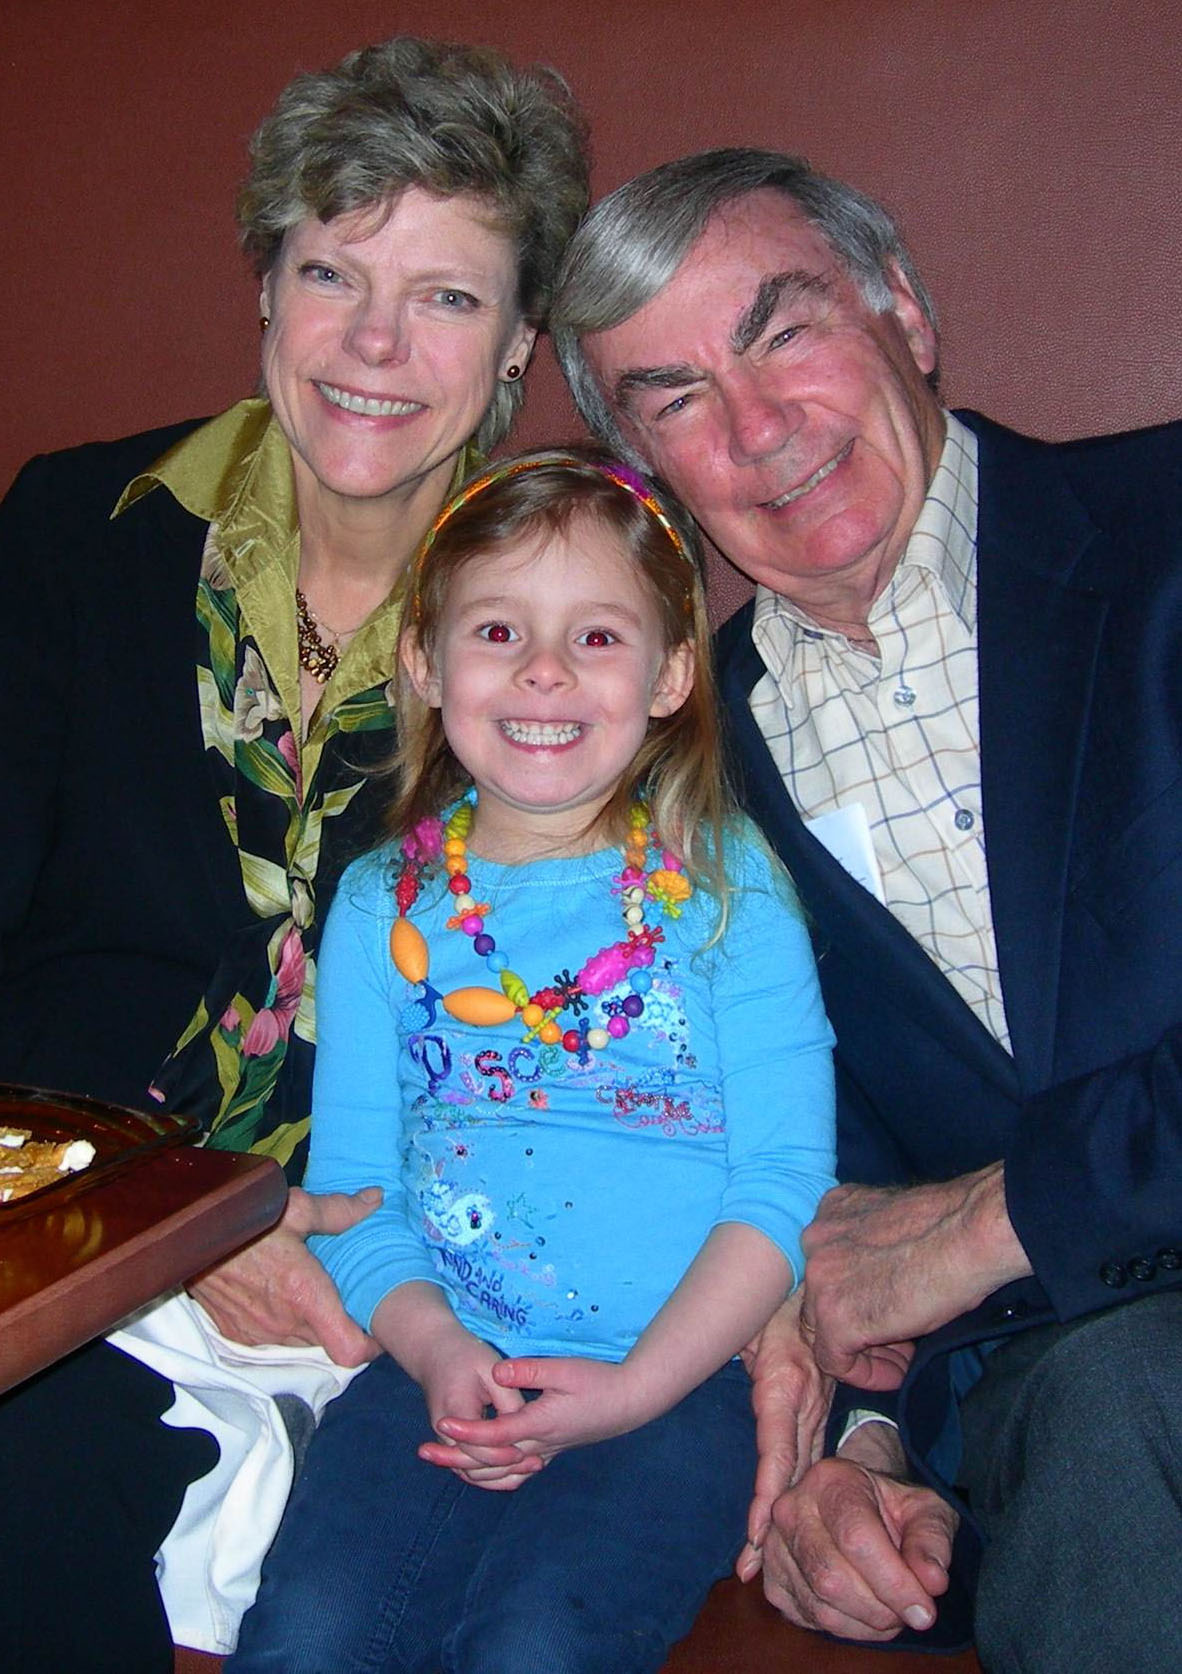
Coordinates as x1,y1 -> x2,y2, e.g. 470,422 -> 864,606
967,414 -> 1109,1091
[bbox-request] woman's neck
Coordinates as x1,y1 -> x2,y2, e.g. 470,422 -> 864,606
293,485 -> 441,736
292,455 -> 458,606
296,501 -> 416,606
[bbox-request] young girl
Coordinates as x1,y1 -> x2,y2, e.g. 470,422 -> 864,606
229,449 -> 836,1674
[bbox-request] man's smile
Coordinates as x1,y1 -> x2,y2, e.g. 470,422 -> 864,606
760,440 -> 854,510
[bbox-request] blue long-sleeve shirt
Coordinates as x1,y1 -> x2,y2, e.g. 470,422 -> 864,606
308,820 -> 835,1361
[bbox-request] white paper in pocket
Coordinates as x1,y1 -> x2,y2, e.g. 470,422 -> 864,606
803,802 -> 885,904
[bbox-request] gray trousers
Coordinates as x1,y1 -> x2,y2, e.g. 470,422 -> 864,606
958,1290 -> 1182,1674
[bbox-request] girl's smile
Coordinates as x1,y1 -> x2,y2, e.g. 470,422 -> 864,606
403,512 -> 694,861
498,719 -> 584,747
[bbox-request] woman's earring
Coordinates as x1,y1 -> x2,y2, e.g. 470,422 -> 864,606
504,364 -> 521,381
260,315 -> 271,332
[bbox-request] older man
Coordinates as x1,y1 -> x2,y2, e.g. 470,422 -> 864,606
552,148 -> 1182,1672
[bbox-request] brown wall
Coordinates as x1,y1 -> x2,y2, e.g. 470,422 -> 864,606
5,0 -> 1179,615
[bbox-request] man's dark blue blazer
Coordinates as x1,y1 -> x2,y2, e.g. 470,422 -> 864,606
715,410 -> 1182,1622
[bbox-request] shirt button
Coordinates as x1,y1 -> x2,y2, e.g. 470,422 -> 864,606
954,808 -> 975,831
892,686 -> 916,708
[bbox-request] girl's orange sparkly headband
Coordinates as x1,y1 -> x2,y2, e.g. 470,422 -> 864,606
411,450 -> 694,619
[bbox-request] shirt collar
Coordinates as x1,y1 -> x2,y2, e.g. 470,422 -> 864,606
891,409 -> 978,630
112,398 -> 298,581
753,409 -> 980,659
111,398 -> 482,727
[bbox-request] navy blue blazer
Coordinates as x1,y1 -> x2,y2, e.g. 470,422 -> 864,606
716,411 -> 1182,1607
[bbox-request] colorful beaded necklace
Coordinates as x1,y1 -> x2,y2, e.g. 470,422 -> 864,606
390,799 -> 692,1061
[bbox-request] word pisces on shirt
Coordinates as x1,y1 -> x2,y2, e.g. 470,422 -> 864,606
400,962 -> 725,1347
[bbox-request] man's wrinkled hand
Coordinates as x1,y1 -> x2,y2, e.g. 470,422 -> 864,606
799,1164 -> 1030,1387
188,1184 -> 382,1364
759,1426 -> 957,1641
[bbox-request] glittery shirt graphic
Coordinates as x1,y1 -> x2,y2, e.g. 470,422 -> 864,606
307,824 -> 836,1362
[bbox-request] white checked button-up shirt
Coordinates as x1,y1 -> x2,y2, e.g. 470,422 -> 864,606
750,413 -> 1011,1049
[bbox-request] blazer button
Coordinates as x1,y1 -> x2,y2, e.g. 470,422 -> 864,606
1156,1248 -> 1182,1270
1127,1255 -> 1157,1282
1098,1261 -> 1129,1288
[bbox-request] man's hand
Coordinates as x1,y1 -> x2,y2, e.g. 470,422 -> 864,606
427,1355 -> 649,1466
800,1162 -> 1031,1388
735,1290 -> 834,1582
759,1421 -> 957,1640
188,1184 -> 382,1364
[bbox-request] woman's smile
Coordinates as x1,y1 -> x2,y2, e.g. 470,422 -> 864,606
314,381 -> 425,419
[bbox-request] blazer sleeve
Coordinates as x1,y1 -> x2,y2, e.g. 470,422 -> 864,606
1005,1032 -> 1182,1319
999,428 -> 1182,1321
0,454 -> 77,966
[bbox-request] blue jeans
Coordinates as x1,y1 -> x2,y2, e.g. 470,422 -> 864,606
229,1353 -> 756,1674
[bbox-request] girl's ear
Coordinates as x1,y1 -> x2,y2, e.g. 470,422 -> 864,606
401,633 -> 441,708
649,640 -> 695,718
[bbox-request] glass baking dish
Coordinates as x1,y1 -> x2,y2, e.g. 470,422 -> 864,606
0,1084 -> 200,1216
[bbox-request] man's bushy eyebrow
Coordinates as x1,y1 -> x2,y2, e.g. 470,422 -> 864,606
612,364 -> 702,408
732,269 -> 832,354
610,269 -> 834,412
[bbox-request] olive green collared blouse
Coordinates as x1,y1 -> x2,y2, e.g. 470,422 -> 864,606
115,398 -> 476,1177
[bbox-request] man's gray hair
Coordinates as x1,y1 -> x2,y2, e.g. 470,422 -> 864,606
552,147 -> 937,458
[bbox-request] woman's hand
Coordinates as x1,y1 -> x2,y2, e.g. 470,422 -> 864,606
424,1355 -> 649,1468
187,1185 -> 383,1364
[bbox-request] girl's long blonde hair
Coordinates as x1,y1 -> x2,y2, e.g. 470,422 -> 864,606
387,447 -> 736,915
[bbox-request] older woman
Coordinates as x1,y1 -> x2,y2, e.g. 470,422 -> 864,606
0,36 -> 587,1672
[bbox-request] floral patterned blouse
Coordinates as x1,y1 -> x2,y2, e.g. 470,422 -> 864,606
114,400 -> 475,1181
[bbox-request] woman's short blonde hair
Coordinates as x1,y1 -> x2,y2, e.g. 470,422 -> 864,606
238,36 -> 589,448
